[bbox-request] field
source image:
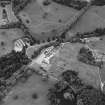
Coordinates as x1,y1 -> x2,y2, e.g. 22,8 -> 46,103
71,6 -> 105,33
1,0 -> 105,105
48,43 -> 100,88
18,0 -> 78,41
18,0 -> 105,41
4,71 -> 55,105
3,42 -> 101,105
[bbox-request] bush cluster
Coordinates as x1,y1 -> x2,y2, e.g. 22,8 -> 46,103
12,0 -> 32,14
47,70 -> 105,105
0,51 -> 31,79
52,0 -> 105,9
52,0 -> 87,10
77,47 -> 101,67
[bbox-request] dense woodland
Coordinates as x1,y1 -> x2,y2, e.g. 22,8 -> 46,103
47,70 -> 105,105
0,50 -> 31,79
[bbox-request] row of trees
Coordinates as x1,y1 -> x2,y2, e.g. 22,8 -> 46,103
0,21 -> 21,29
69,27 -> 105,44
32,33 -> 66,45
47,70 -> 105,105
75,28 -> 105,39
69,27 -> 105,43
52,0 -> 105,9
52,0 -> 87,10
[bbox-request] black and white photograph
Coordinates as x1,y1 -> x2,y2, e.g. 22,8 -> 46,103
0,0 -> 105,105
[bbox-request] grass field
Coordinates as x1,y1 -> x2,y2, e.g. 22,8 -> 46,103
71,6 -> 105,33
18,1 -> 105,42
18,0 -> 78,41
17,1 -> 105,89
0,29 -> 24,57
49,43 -> 100,89
4,72 -> 55,105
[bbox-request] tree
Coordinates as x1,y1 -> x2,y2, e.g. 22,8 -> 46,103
61,70 -> 84,91
60,33 -> 66,39
47,37 -> 51,42
47,81 -> 76,105
92,0 -> 105,6
52,36 -> 56,40
77,87 -> 105,105
94,28 -> 105,36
